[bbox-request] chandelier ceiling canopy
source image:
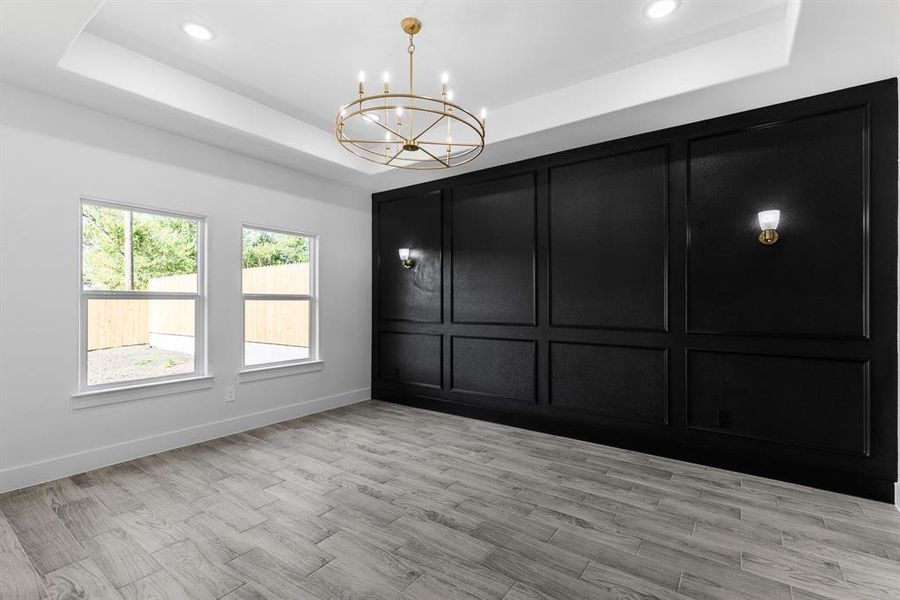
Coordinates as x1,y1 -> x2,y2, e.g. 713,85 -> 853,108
335,17 -> 486,170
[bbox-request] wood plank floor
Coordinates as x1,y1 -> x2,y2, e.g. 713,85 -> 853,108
1,400 -> 898,599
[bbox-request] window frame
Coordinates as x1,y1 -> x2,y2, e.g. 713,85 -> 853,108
240,223 -> 319,370
78,197 -> 207,393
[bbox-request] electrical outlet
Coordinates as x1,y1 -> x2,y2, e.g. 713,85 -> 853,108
717,409 -> 730,428
225,386 -> 236,402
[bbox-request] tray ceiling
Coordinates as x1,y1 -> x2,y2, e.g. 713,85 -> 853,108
1,1 -> 897,191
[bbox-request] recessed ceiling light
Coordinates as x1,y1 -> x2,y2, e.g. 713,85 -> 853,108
644,0 -> 680,19
179,21 -> 214,41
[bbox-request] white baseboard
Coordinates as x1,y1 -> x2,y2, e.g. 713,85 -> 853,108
0,387 -> 369,494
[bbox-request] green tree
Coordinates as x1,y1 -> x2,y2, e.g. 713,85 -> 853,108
242,228 -> 309,268
82,204 -> 197,290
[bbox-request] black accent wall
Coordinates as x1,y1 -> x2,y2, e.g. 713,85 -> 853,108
371,79 -> 898,501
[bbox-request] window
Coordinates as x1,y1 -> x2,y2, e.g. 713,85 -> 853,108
241,225 -> 317,368
80,200 -> 205,390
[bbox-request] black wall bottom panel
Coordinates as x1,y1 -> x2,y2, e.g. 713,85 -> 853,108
378,332 -> 442,389
685,350 -> 869,456
371,79 -> 898,502
451,337 -> 537,404
549,343 -> 667,425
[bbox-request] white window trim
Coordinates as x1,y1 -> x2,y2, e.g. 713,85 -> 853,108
240,223 -> 320,372
72,376 -> 215,409
238,360 -> 324,383
77,197 -> 208,397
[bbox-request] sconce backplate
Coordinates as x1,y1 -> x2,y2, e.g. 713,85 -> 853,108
758,229 -> 779,245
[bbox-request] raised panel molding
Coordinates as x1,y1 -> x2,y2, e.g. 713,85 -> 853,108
549,342 -> 668,425
451,337 -> 537,404
451,173 -> 537,325
372,79 -> 898,502
377,190 -> 442,323
686,106 -> 869,339
378,332 -> 442,389
685,349 -> 870,456
549,146 -> 668,331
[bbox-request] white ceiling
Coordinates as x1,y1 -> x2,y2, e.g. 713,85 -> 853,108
1,1 -> 898,192
84,1 -> 789,133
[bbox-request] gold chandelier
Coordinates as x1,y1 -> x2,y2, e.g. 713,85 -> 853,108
335,17 -> 486,170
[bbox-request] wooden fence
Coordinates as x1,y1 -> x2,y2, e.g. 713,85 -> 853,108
87,263 -> 310,350
243,263 -> 310,347
147,274 -> 196,339
86,300 -> 149,351
243,262 -> 310,295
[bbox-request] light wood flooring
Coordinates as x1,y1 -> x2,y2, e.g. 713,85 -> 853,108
1,399 -> 898,599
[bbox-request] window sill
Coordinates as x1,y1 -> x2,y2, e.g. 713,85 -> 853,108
239,360 -> 324,382
72,375 -> 215,409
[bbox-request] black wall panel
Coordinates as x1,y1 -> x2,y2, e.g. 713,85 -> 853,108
549,147 -> 668,330
378,332 -> 441,389
451,337 -> 536,404
550,343 -> 667,424
685,350 -> 869,456
451,173 -> 537,325
377,190 -> 442,322
372,79 -> 898,501
687,107 -> 868,338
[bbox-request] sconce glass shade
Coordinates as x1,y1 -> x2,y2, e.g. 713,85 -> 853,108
398,248 -> 410,261
758,210 -> 780,231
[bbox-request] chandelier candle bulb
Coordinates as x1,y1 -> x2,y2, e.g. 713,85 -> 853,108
358,71 -> 365,95
383,72 -> 390,94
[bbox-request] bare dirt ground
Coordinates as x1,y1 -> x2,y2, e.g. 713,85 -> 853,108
87,344 -> 193,386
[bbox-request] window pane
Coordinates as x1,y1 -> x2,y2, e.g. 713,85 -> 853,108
82,203 -> 198,292
242,227 -> 310,294
135,212 -> 198,292
244,299 -> 310,365
87,298 -> 195,386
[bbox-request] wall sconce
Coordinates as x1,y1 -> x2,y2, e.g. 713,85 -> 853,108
398,248 -> 414,269
757,210 -> 780,245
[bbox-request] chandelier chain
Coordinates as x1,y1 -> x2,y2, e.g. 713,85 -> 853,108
408,34 -> 415,138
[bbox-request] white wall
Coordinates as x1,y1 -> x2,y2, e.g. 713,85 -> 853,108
0,85 -> 372,493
